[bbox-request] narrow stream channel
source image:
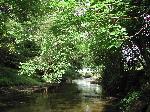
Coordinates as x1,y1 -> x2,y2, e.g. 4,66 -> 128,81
1,78 -> 117,112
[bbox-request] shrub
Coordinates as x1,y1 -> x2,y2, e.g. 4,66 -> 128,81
119,91 -> 141,112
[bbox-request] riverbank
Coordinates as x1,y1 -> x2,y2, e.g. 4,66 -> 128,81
0,66 -> 119,112
0,78 -> 119,112
0,66 -> 42,86
0,66 -> 48,108
2,66 -> 149,112
0,83 -> 64,110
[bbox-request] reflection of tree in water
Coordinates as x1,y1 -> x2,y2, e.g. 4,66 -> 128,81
4,82 -> 118,112
8,83 -> 82,112
47,83 -> 82,110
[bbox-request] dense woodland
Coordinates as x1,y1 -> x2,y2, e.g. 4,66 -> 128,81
0,0 -> 150,111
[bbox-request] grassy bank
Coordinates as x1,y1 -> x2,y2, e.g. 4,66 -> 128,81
0,66 -> 41,86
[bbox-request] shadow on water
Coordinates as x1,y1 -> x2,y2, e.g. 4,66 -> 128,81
0,80 -> 119,112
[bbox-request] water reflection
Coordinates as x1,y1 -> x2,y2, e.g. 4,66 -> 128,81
73,78 -> 102,98
1,79 -> 117,112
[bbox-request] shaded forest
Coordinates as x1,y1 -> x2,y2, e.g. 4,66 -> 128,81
0,0 -> 150,111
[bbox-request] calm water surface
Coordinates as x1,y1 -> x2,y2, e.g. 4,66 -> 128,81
1,78 -> 117,112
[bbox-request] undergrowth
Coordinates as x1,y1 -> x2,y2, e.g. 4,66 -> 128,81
0,66 -> 41,86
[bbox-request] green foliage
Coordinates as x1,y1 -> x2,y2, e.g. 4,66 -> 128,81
0,1 -> 150,112
0,0 -> 128,83
0,66 -> 41,86
15,1 -> 83,83
0,74 -> 40,86
0,0 -> 149,90
120,91 -> 141,112
88,0 -> 128,66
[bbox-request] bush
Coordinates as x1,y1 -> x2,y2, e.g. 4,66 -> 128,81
119,91 -> 141,112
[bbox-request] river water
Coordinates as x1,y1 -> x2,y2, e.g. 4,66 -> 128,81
0,78 -> 117,112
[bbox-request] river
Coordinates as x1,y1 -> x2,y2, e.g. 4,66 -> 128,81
0,78 -> 117,112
